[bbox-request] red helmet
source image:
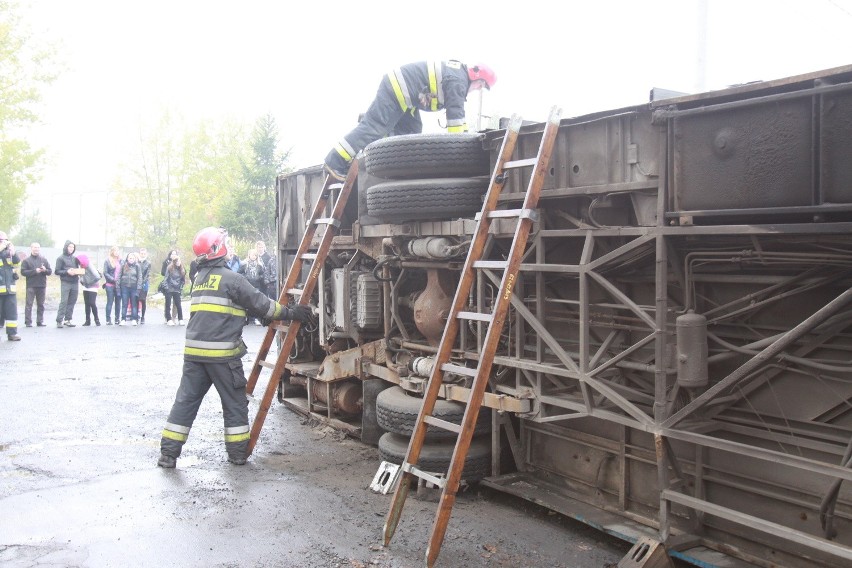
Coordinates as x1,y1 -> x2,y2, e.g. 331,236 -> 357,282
468,63 -> 496,90
192,227 -> 229,261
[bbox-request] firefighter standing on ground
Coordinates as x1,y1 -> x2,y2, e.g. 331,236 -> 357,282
158,227 -> 312,468
0,232 -> 21,341
324,60 -> 497,179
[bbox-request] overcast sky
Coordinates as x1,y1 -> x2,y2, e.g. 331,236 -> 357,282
18,0 -> 852,245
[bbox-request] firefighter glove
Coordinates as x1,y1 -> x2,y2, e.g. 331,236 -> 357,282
284,305 -> 313,323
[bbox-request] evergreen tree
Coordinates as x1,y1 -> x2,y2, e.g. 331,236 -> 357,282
221,114 -> 290,241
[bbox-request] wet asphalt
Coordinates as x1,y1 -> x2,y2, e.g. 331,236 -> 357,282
0,301 -> 628,568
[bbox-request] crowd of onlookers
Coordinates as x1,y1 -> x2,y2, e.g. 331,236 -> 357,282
0,236 -> 278,340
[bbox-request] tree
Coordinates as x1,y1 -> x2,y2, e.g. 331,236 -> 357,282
113,111 -> 246,257
11,211 -> 51,246
220,114 -> 290,241
0,1 -> 58,229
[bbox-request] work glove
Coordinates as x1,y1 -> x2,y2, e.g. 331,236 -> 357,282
283,304 -> 313,323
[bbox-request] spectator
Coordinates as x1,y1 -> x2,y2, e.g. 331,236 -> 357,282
226,250 -> 241,272
119,252 -> 143,326
19,242 -> 52,327
77,254 -> 102,326
137,248 -> 152,324
55,240 -> 84,328
102,246 -> 122,325
238,249 -> 266,325
160,249 -> 178,277
256,240 -> 277,300
162,256 -> 186,326
160,250 -> 180,321
0,232 -> 21,341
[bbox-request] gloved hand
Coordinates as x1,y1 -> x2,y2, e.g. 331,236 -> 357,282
284,304 -> 313,322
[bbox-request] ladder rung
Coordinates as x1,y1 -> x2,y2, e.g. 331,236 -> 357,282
328,182 -> 344,190
441,363 -> 478,377
287,288 -> 304,295
456,311 -> 493,322
314,218 -> 341,228
401,462 -> 446,488
271,322 -> 290,332
503,157 -> 538,169
423,415 -> 462,434
258,360 -> 276,369
472,260 -> 508,270
488,208 -> 539,221
475,209 -> 539,221
301,253 -> 318,261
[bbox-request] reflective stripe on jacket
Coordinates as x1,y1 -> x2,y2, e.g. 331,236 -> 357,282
0,250 -> 20,294
386,60 -> 470,132
184,258 -> 284,362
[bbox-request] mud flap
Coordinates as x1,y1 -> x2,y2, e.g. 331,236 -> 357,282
617,536 -> 674,568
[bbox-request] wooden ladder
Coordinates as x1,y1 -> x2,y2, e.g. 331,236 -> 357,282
383,107 -> 562,567
245,161 -> 358,456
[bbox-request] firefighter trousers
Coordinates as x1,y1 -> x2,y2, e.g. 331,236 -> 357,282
160,359 -> 250,461
325,80 -> 423,172
0,294 -> 18,337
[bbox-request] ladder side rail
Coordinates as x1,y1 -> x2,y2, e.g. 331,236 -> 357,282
247,163 -> 359,454
426,108 -> 562,567
246,180 -> 333,393
384,116 -> 524,545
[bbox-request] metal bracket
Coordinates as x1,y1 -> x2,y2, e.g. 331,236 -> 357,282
369,461 -> 401,494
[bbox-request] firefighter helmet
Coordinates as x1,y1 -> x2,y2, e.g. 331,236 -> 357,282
192,227 -> 229,261
468,63 -> 497,90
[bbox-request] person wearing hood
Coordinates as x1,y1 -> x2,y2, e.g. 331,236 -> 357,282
55,240 -> 84,328
0,232 -> 22,341
157,227 -> 312,469
77,254 -> 102,326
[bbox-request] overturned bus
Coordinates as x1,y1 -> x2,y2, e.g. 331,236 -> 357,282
272,64 -> 852,567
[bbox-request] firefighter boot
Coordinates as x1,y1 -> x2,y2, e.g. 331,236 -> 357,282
157,454 -> 177,468
228,455 -> 247,465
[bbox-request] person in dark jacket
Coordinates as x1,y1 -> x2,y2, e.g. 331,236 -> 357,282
119,252 -> 143,325
323,60 -> 496,179
20,242 -> 52,327
162,256 -> 186,326
254,240 -> 277,300
160,250 -> 180,321
137,248 -> 152,324
0,232 -> 22,341
157,227 -> 312,468
55,240 -> 84,328
102,246 -> 122,325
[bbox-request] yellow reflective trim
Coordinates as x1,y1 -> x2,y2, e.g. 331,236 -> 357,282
189,303 -> 246,317
6,321 -> 17,328
162,429 -> 188,442
225,432 -> 251,442
184,346 -> 243,358
427,60 -> 438,111
387,73 -> 408,111
447,124 -> 467,133
335,143 -> 353,162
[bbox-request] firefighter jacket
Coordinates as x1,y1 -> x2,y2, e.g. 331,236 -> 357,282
185,257 -> 285,362
387,60 -> 471,132
0,248 -> 20,295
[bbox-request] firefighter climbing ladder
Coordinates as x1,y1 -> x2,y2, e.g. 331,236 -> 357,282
383,107 -> 562,567
245,161 -> 358,456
